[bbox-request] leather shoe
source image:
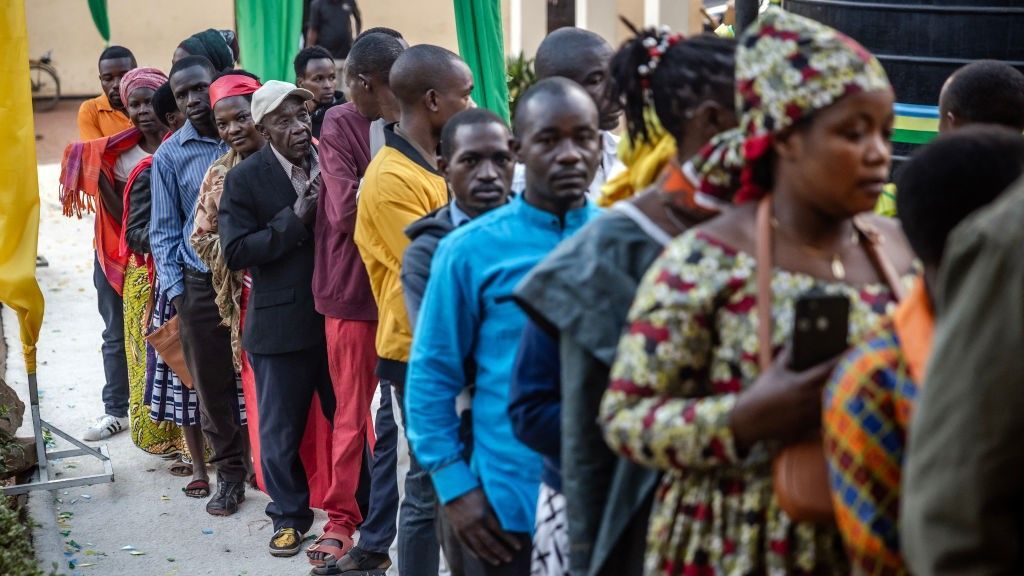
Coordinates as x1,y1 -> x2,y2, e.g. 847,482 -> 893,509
206,480 -> 245,516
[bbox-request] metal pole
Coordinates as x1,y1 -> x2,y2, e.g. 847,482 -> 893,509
736,0 -> 760,33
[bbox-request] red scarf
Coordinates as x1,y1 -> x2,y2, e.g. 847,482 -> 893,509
59,127 -> 142,296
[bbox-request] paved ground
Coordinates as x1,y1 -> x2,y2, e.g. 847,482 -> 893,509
4,165 -> 330,576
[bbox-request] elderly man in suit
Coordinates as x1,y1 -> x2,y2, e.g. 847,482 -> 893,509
219,80 -> 335,559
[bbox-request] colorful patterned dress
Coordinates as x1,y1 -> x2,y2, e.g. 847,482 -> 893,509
600,230 -> 904,575
123,259 -> 183,455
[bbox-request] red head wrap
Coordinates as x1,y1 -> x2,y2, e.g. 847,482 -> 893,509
209,75 -> 262,109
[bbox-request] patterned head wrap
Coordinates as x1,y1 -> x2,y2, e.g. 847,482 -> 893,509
119,67 -> 169,109
693,7 -> 891,204
209,74 -> 262,108
179,29 -> 236,71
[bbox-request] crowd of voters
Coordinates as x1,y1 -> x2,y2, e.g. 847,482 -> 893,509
56,6 -> 1024,576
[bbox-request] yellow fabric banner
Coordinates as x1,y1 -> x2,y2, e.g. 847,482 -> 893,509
0,0 -> 46,374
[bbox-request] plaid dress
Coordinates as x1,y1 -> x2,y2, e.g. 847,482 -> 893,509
822,279 -> 932,576
600,231 -> 904,575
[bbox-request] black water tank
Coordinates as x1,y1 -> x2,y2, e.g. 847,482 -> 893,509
784,0 -> 1024,156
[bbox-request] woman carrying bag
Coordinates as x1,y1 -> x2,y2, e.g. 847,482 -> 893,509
599,8 -> 915,574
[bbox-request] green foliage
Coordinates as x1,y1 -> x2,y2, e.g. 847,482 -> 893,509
0,502 -> 60,576
506,53 -> 537,124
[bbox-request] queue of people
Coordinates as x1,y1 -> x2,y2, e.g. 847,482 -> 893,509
56,7 -> 1024,576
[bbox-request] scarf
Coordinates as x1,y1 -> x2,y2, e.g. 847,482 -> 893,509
119,68 -> 168,108
693,7 -> 891,204
179,29 -> 235,71
599,109 -> 677,207
59,127 -> 142,295
190,150 -> 247,368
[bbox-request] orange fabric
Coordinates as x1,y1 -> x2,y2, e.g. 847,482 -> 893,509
661,159 -> 718,220
77,94 -> 133,141
893,277 -> 935,384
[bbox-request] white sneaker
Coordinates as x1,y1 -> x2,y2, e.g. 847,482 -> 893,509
83,414 -> 128,441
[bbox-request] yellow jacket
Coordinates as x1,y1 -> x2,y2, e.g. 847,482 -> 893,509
355,130 -> 448,371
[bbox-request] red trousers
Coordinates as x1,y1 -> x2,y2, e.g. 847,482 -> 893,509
321,317 -> 378,536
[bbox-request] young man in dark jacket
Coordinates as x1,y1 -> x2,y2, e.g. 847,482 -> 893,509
401,108 -> 515,327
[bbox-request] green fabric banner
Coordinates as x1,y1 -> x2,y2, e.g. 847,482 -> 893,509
235,0 -> 305,83
454,0 -> 510,124
88,0 -> 110,43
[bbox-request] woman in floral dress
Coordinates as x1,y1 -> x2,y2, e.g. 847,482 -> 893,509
599,9 -> 915,574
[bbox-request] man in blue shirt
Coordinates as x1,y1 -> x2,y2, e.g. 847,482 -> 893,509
405,78 -> 602,575
150,55 -> 244,517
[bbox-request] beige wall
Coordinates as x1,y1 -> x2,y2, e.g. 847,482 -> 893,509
360,0 -> 512,56
26,0 -> 698,96
26,0 -> 235,96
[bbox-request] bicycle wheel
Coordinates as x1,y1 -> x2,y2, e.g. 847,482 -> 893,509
30,63 -> 60,112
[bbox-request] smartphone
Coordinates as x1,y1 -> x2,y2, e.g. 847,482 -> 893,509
790,291 -> 850,371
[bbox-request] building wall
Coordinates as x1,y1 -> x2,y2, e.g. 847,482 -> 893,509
25,0 -> 235,96
26,0 -> 695,97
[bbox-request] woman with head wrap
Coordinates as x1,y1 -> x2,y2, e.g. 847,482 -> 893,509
59,67 -> 186,455
599,8 -> 915,573
173,28 -> 238,71
146,70 -> 265,499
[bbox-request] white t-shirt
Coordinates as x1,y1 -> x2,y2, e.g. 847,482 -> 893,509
113,144 -> 151,184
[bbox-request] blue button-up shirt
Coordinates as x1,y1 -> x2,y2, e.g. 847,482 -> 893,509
150,121 -> 228,301
405,195 -> 601,533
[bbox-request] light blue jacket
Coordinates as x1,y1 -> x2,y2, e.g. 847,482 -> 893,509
405,195 -> 601,533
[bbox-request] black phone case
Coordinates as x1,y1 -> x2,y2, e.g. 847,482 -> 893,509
790,292 -> 850,371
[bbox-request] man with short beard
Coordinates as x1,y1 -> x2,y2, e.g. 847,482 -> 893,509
78,46 -> 137,140
150,55 -> 245,518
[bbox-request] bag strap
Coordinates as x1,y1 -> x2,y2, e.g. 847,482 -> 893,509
852,215 -> 906,301
754,197 -> 905,373
756,197 -> 775,372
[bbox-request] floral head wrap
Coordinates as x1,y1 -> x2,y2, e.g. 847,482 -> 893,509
693,7 -> 891,204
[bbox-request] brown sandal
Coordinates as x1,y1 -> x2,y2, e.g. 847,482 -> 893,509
306,531 -> 353,567
168,457 -> 193,477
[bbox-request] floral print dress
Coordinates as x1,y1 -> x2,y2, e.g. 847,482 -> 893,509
600,230 -> 903,575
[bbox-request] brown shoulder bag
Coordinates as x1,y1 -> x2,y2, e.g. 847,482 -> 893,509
755,196 -> 904,524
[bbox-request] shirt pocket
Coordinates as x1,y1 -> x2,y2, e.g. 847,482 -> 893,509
253,288 -> 295,309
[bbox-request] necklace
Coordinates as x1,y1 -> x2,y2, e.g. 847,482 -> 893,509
770,217 -> 859,280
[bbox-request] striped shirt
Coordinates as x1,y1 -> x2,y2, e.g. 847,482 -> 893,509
150,121 -> 228,301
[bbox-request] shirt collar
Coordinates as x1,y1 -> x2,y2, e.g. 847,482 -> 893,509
270,143 -> 320,180
95,93 -> 118,113
513,193 -> 596,231
893,276 -> 935,383
179,120 -> 224,146
449,201 -> 473,227
391,122 -> 436,170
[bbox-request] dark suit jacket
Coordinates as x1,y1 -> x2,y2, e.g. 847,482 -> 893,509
219,144 -> 325,355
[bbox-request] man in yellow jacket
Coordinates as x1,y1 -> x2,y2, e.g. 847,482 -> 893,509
349,44 -> 473,574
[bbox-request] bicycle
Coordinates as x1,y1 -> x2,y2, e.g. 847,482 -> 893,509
30,50 -> 60,112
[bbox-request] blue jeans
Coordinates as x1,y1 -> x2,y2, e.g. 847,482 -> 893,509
93,253 -> 128,418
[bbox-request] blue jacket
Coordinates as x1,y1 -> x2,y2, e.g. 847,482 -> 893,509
405,195 -> 600,533
509,319 -> 562,492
